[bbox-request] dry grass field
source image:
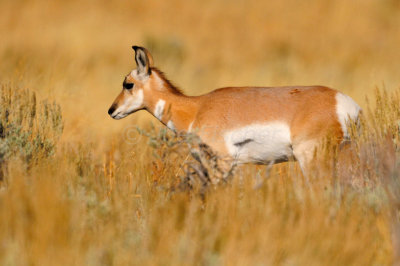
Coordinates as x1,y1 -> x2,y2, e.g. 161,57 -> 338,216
1,0 -> 400,265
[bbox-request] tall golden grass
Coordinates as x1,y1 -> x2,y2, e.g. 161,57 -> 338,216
1,0 -> 400,265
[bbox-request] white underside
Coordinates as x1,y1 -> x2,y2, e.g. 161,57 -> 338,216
224,122 -> 293,164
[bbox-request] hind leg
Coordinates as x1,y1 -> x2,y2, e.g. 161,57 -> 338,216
292,139 -> 318,176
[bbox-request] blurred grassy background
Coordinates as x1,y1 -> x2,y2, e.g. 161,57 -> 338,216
1,0 -> 400,142
1,0 -> 400,265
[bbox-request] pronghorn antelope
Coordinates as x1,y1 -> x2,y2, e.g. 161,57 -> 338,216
108,46 -> 361,172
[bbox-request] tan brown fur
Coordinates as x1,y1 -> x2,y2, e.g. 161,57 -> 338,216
189,86 -> 343,155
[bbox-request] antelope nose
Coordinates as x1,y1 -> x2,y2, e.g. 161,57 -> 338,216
108,106 -> 115,116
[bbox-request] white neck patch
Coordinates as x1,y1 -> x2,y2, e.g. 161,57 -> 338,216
188,121 -> 194,132
167,120 -> 175,131
154,99 -> 166,120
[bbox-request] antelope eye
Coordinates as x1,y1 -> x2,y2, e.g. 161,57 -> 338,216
123,83 -> 134,89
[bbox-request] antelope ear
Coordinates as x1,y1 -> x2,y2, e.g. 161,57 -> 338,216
132,46 -> 153,75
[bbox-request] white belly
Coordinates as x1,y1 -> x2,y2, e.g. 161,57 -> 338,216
224,122 -> 293,164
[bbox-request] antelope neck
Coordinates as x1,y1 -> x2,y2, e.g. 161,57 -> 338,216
148,92 -> 199,133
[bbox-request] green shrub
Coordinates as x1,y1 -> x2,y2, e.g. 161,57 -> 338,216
0,84 -> 63,176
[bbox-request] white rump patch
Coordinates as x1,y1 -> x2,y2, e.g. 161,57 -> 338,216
154,99 -> 166,120
167,120 -> 175,131
224,122 -> 293,163
335,93 -> 361,138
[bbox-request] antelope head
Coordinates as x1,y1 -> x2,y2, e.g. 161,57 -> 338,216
107,46 -> 154,120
